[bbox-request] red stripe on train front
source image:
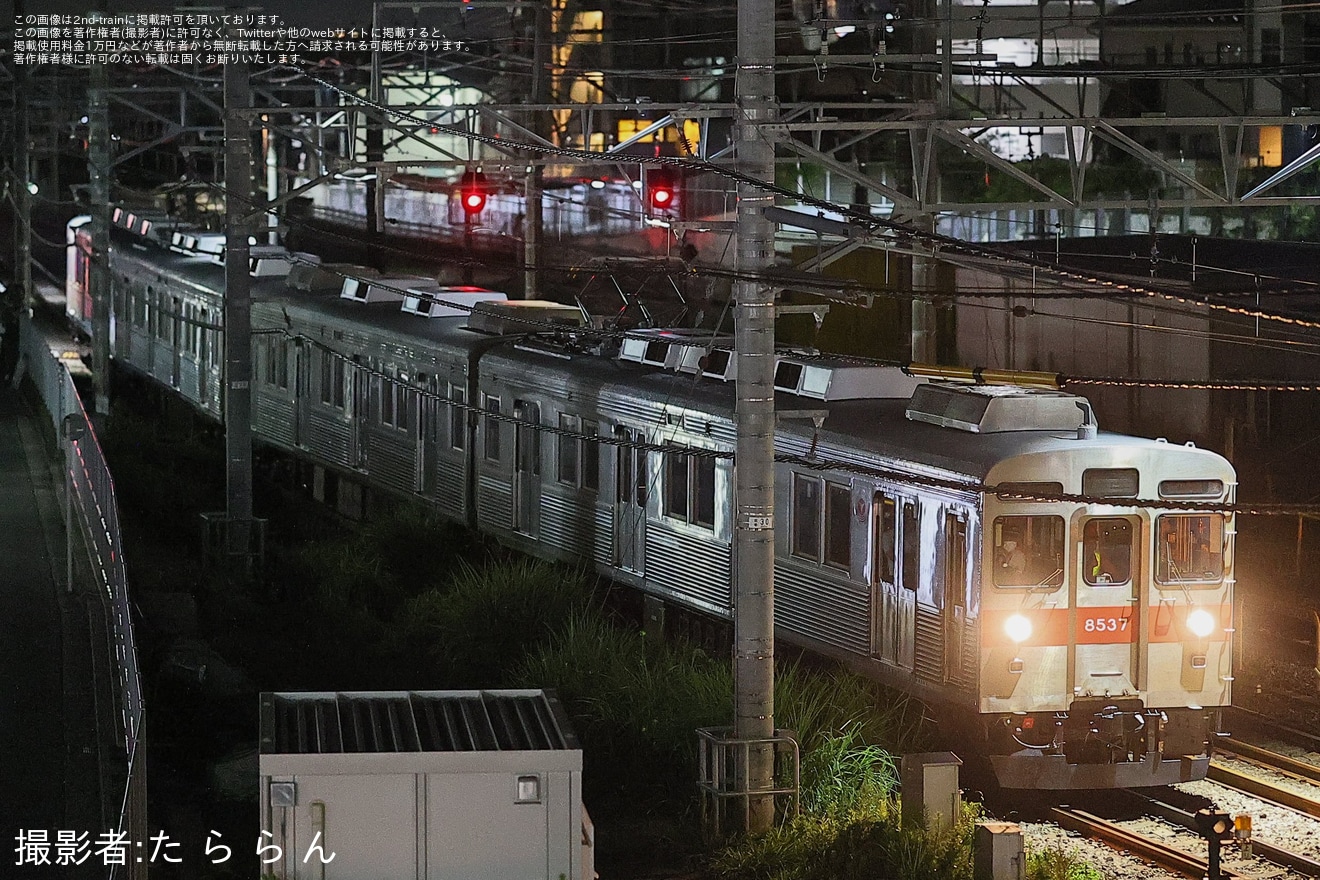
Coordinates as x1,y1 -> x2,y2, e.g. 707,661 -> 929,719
980,604 -> 1231,649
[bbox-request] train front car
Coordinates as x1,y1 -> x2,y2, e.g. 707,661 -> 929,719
977,399 -> 1235,789
66,216 -> 93,335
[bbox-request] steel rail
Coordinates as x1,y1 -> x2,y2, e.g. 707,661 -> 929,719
1219,739 -> 1320,786
1050,807 -> 1243,880
1225,705 -> 1320,753
1128,789 -> 1320,877
1209,758 -> 1320,818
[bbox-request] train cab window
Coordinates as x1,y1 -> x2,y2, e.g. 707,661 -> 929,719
824,483 -> 852,570
901,501 -> 920,591
992,515 -> 1064,588
482,393 -> 502,461
1156,514 -> 1225,584
792,475 -> 821,561
448,384 -> 466,450
1083,518 -> 1133,586
873,493 -> 896,584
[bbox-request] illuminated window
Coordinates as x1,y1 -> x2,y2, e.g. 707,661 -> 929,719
1083,518 -> 1133,586
1156,514 -> 1224,584
992,515 -> 1064,588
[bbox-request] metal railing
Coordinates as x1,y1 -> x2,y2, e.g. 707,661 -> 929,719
19,319 -> 146,879
697,726 -> 800,837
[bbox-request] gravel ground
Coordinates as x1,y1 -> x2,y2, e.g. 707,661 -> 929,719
1020,821 -> 1185,880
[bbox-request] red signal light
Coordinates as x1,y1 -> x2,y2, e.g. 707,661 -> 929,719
646,167 -> 678,214
459,170 -> 488,216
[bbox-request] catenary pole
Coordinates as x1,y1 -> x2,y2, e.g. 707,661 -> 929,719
223,54 -> 254,559
734,0 -> 777,833
15,63 -> 32,319
89,51 -> 111,416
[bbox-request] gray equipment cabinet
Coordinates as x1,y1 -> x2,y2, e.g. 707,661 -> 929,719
259,690 -> 592,880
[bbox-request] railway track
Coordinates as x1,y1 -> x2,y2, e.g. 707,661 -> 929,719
1054,793 -> 1320,878
1226,704 -> 1320,753
1050,806 -> 1247,879
1212,739 -> 1320,818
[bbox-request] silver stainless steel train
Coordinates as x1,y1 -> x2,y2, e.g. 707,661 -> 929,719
69,212 -> 1237,789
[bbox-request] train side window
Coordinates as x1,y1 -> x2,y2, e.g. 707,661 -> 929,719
992,515 -> 1064,587
379,372 -> 407,429
792,475 -> 821,561
1082,518 -> 1133,586
582,421 -> 599,492
482,393 -> 502,462
319,352 -> 345,409
945,513 -> 967,607
448,384 -> 466,450
558,414 -> 580,485
694,455 -> 715,528
1156,514 -> 1224,584
824,483 -> 851,570
274,338 -> 288,389
663,447 -> 716,529
664,445 -> 689,519
873,493 -> 896,583
901,501 -> 920,591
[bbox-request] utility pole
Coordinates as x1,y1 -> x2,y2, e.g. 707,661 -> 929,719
223,55 -> 254,562
522,2 -> 550,300
909,0 -> 942,363
365,4 -> 385,235
734,0 -> 777,834
88,55 -> 112,416
15,64 -> 32,318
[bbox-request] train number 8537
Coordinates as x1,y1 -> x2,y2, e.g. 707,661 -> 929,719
1082,616 -> 1129,633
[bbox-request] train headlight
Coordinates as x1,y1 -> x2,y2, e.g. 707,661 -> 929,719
1186,608 -> 1216,639
1004,614 -> 1033,644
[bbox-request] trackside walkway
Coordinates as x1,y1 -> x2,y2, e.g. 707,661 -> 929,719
0,387 -> 105,878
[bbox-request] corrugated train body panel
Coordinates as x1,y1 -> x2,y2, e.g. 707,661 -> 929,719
539,488 -> 597,559
592,505 -> 613,568
774,562 -> 869,655
433,454 -> 468,521
477,472 -> 513,532
363,427 -> 418,495
302,406 -> 354,470
914,605 -> 944,683
255,387 -> 297,449
178,357 -> 200,403
643,521 -> 731,616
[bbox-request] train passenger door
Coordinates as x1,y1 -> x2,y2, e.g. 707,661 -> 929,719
871,492 -> 913,670
513,400 -> 541,536
417,376 -> 438,496
1072,515 -> 1143,695
170,296 -> 182,388
943,513 -> 969,685
614,426 -> 646,574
